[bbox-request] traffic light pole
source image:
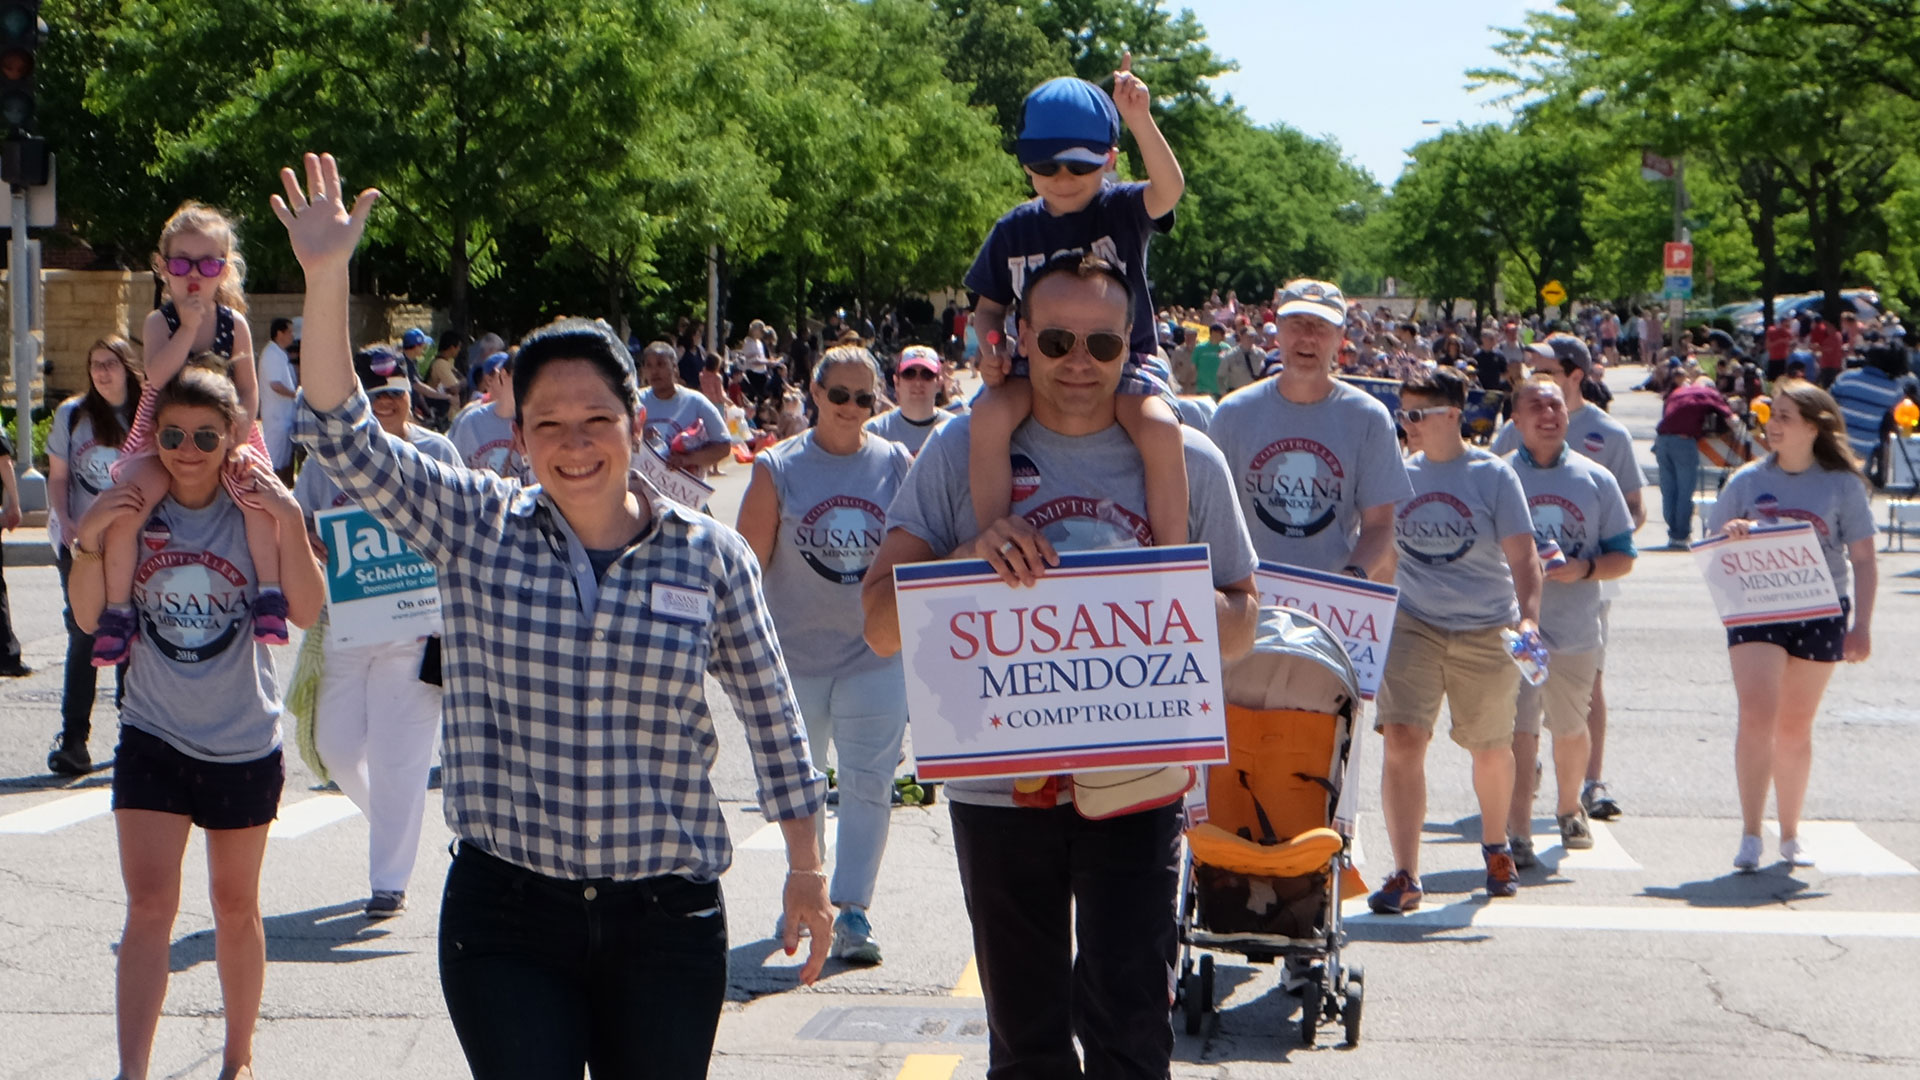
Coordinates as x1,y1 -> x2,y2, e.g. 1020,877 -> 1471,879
9,181 -> 42,511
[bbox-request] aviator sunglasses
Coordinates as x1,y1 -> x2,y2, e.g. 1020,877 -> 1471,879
896,367 -> 938,381
158,426 -> 226,452
1026,159 -> 1103,177
164,255 -> 228,278
824,386 -> 875,409
1034,328 -> 1127,363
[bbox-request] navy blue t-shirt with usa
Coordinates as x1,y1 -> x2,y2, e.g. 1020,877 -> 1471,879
964,180 -> 1174,359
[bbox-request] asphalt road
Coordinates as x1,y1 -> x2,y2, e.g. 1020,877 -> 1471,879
1,367 -> 1916,1079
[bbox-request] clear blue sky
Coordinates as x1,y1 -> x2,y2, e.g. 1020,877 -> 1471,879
1174,0 -> 1538,186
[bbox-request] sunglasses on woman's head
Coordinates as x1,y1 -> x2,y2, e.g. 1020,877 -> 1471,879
1026,159 -> 1103,177
1034,328 -> 1127,364
157,426 -> 225,452
1394,406 -> 1455,425
164,256 -> 228,278
825,386 -> 875,409
896,367 -> 938,381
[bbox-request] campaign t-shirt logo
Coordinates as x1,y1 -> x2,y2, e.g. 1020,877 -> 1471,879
1010,454 -> 1041,503
132,547 -> 250,664
1023,496 -> 1153,550
792,495 -> 887,585
140,515 -> 172,553
1244,437 -> 1344,538
1582,431 -> 1606,455
1396,491 -> 1478,565
1755,493 -> 1830,538
1528,494 -> 1589,558
73,434 -> 118,496
467,440 -> 519,477
1754,493 -> 1781,523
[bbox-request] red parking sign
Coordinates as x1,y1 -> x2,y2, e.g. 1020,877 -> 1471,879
1664,242 -> 1694,273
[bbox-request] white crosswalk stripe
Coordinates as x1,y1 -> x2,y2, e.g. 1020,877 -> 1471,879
1762,820 -> 1919,876
267,794 -> 363,839
0,789 -> 112,833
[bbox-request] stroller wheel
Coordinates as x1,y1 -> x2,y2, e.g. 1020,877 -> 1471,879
1199,954 -> 1216,1014
1343,977 -> 1364,1047
1182,970 -> 1205,1036
1299,975 -> 1324,1047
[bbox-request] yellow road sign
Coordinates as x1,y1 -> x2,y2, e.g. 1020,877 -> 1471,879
1540,280 -> 1567,306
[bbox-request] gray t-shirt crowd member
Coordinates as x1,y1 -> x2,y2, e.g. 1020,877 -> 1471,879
638,386 -> 731,451
47,399 -> 125,549
121,494 -> 283,763
864,408 -> 951,456
884,415 -> 1260,808
1207,379 -> 1412,571
1506,447 -> 1635,654
1394,448 -> 1535,630
1491,404 -> 1643,500
1706,459 -> 1876,599
296,424 -> 461,518
446,403 -> 523,478
758,431 -> 915,676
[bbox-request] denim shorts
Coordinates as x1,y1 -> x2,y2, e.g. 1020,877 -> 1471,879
111,724 -> 284,830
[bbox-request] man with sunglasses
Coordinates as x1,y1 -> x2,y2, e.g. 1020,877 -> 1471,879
1208,279 -> 1411,579
865,346 -> 951,455
864,253 -> 1260,1080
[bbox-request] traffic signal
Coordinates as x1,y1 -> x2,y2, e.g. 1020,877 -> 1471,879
0,0 -> 44,135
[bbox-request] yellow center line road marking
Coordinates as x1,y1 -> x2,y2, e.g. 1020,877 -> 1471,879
952,957 -> 982,998
896,1054 -> 962,1080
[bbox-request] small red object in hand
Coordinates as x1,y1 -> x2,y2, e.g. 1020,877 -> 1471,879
669,420 -> 707,455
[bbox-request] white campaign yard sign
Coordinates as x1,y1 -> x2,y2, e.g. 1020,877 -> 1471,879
1251,562 -> 1399,700
1691,522 -> 1843,628
892,545 -> 1229,781
637,434 -> 716,510
316,506 -> 443,647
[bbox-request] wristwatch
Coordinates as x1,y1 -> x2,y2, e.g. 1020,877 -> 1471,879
1341,564 -> 1368,580
69,538 -> 101,563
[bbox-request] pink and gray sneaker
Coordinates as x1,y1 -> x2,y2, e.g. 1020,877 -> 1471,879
91,608 -> 137,667
252,589 -> 290,645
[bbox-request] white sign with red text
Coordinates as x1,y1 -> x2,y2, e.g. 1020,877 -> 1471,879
635,434 -> 715,510
1252,562 -> 1399,700
892,545 -> 1228,781
1691,522 -> 1842,628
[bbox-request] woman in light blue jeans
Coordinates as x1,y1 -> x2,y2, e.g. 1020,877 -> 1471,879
737,344 -> 916,964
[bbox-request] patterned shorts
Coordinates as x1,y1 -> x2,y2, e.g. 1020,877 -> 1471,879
111,725 -> 284,830
1726,598 -> 1851,664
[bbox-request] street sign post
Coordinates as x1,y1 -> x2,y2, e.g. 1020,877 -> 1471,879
1663,275 -> 1693,301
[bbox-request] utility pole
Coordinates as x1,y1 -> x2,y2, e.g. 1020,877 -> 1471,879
1669,156 -> 1688,364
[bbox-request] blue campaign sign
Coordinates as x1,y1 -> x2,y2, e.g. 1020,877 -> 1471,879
315,506 -> 442,646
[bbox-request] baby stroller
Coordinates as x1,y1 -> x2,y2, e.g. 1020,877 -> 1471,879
1174,606 -> 1367,1046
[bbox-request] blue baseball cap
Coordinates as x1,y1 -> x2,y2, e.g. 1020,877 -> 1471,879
1015,77 -> 1118,166
472,351 -> 512,381
402,327 -> 430,349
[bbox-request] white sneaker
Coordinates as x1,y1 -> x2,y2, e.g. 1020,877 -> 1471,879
1780,836 -> 1815,867
1734,834 -> 1763,872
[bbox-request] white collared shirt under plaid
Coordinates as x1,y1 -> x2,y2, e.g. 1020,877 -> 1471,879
295,391 -> 825,883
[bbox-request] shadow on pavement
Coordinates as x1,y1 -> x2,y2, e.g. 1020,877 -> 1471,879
0,769 -> 114,792
152,901 -> 406,971
1641,871 -> 1825,907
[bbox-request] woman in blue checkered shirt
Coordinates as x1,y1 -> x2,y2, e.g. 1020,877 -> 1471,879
275,153 -> 835,1079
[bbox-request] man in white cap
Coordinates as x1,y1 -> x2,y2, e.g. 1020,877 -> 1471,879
1490,333 -> 1645,823
1207,278 -> 1411,578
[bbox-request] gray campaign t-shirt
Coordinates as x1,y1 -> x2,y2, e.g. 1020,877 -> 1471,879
759,431 -> 915,676
1491,403 -> 1643,496
1394,447 -> 1534,630
446,402 -> 524,478
47,398 -> 127,549
1506,447 -> 1634,653
1207,379 -> 1413,571
121,493 -> 283,763
639,386 -> 730,451
1706,458 -> 1876,599
296,424 -> 461,519
885,415 -> 1259,807
864,407 -> 951,456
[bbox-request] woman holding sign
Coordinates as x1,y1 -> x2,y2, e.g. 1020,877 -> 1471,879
295,345 -> 461,918
736,344 -> 914,965
1705,381 -> 1876,872
67,365 -> 325,1080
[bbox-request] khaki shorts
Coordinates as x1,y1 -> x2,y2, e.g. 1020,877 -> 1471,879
1513,648 -> 1602,738
1595,601 -> 1611,673
1376,611 -> 1522,751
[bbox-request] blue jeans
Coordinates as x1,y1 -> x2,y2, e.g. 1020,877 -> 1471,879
439,843 -> 727,1079
791,659 -> 909,911
1654,433 -> 1701,542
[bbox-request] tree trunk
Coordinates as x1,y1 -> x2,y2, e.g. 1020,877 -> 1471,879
1753,167 -> 1782,326
449,208 -> 471,334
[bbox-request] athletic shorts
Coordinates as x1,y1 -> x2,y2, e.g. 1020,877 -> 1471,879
1726,598 -> 1851,664
111,724 -> 284,830
1513,648 -> 1602,738
1376,612 -> 1522,751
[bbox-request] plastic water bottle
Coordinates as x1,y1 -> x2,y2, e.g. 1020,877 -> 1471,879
1501,628 -> 1550,687
1536,538 -> 1567,572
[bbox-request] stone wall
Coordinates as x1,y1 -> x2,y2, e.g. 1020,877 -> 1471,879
0,268 -> 442,404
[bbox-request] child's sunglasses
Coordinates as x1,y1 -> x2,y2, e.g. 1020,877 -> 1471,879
157,426 -> 226,452
1026,160 -> 1103,177
165,256 -> 228,278
825,387 -> 875,408
1034,328 -> 1127,363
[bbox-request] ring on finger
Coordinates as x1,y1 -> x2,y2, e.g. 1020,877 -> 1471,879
997,539 -> 1017,556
